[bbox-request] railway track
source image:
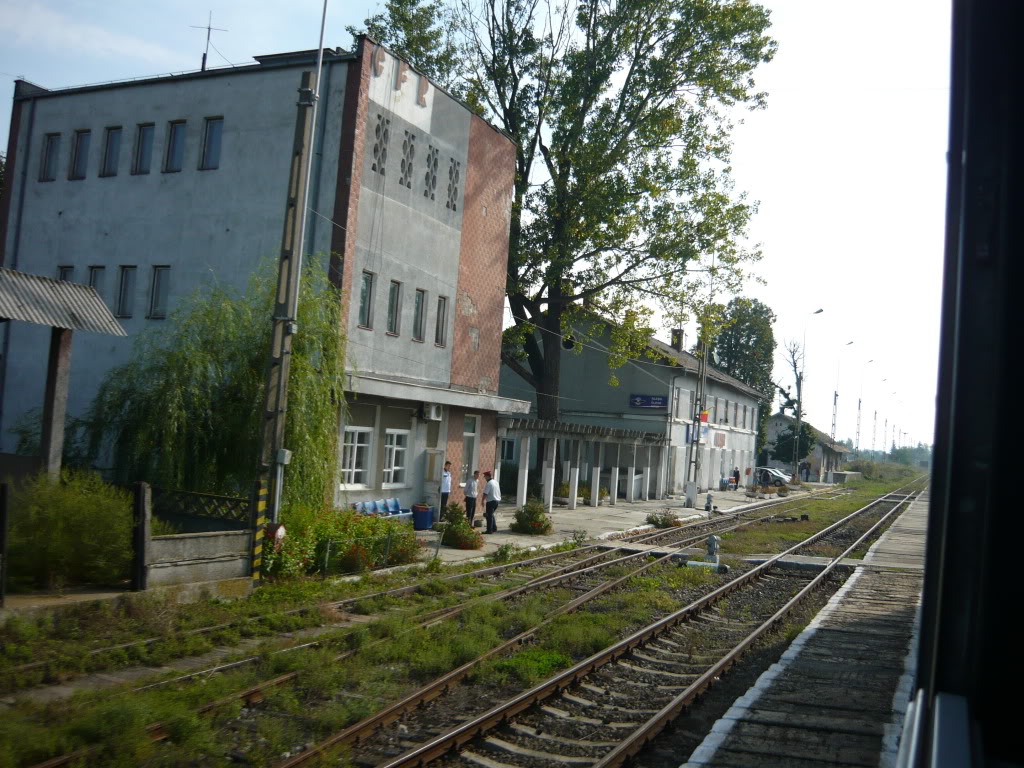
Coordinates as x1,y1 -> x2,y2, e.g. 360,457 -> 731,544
270,487 -> 916,768
6,492 -> 817,696
15,487 -> 880,767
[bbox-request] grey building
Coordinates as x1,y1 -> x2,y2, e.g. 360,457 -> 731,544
499,322 -> 765,496
0,38 -> 528,505
764,411 -> 849,482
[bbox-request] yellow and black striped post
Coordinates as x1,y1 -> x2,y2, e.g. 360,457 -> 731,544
251,481 -> 269,583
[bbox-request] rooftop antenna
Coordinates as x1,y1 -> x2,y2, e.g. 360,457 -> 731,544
190,12 -> 228,71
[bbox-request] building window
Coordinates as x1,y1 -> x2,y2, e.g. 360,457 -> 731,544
742,405 -> 747,429
116,266 -> 136,318
164,120 -> 186,173
412,289 -> 426,341
358,271 -> 374,328
133,124 -> 155,174
88,266 -> 105,298
200,117 -> 223,170
383,430 -> 409,487
435,295 -> 448,346
57,266 -> 74,281
386,281 -> 401,335
101,127 -> 121,177
340,427 -> 372,487
69,130 -> 91,180
734,402 -> 739,426
500,438 -> 515,463
461,415 -> 479,484
148,266 -> 170,319
39,133 -> 61,181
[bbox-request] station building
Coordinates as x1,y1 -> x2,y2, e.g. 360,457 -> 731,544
0,37 -> 528,507
764,411 -> 850,482
498,321 -> 765,499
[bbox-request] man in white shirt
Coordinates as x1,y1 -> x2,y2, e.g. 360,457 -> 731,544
464,469 -> 479,524
482,470 -> 501,534
440,461 -> 452,512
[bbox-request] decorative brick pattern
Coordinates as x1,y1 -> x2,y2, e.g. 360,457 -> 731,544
450,117 -> 515,394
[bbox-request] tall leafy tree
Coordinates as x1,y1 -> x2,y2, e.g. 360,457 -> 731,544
348,0 -> 460,89
707,297 -> 776,451
460,0 -> 776,419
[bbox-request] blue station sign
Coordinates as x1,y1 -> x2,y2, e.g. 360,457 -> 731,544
629,394 -> 668,409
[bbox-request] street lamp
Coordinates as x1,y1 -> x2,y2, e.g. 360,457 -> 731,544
828,341 -> 854,481
792,309 -> 824,480
855,359 -> 874,452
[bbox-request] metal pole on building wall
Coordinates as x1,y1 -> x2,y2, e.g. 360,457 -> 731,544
254,1 -> 329,581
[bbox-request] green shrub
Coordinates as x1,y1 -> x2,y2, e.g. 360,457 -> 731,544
509,499 -> 553,535
265,506 -> 423,576
7,471 -> 134,590
439,505 -> 484,550
646,509 -> 679,528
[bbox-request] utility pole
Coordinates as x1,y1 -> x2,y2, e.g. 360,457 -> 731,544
791,369 -> 803,480
252,2 -> 329,583
872,409 -> 877,454
686,336 -> 709,503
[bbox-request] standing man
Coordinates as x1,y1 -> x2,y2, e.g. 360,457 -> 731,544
440,461 -> 452,513
482,471 -> 501,534
732,466 -> 740,489
465,470 -> 479,524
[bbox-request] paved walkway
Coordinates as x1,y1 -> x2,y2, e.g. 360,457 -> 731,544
682,489 -> 929,768
420,485 -> 799,564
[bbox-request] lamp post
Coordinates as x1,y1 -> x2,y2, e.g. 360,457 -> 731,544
791,309 -> 823,481
855,359 -> 874,452
828,341 -> 854,482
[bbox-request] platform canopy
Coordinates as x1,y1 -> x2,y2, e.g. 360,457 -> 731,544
0,267 -> 126,335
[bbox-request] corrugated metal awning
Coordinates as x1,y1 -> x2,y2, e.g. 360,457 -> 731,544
0,267 -> 127,336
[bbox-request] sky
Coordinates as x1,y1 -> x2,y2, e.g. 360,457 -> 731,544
0,0 -> 950,450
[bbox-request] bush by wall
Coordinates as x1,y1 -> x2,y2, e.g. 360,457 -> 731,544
7,471 -> 134,590
510,499 -> 554,535
265,506 -> 423,576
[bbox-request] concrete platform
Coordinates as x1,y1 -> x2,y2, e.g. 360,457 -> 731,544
682,489 -> 930,768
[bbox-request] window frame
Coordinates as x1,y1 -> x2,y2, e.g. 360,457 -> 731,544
412,289 -> 427,342
69,129 -> 91,180
88,266 -> 105,298
163,120 -> 186,173
116,265 -> 137,318
500,438 -> 516,463
100,126 -> 122,177
133,123 -> 155,175
386,280 -> 402,336
39,133 -> 61,182
199,116 -> 223,170
148,265 -> 170,319
434,295 -> 448,347
382,429 -> 411,489
358,271 -> 375,329
56,266 -> 74,282
339,426 -> 374,490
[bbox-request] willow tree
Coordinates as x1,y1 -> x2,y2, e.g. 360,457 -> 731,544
453,0 -> 776,419
84,264 -> 346,510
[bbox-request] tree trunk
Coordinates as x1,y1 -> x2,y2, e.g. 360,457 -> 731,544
536,309 -> 562,422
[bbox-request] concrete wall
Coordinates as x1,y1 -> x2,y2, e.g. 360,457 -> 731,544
147,530 -> 251,588
0,58 -> 350,448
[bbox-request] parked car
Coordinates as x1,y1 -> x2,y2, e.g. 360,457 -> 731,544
755,467 -> 791,486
